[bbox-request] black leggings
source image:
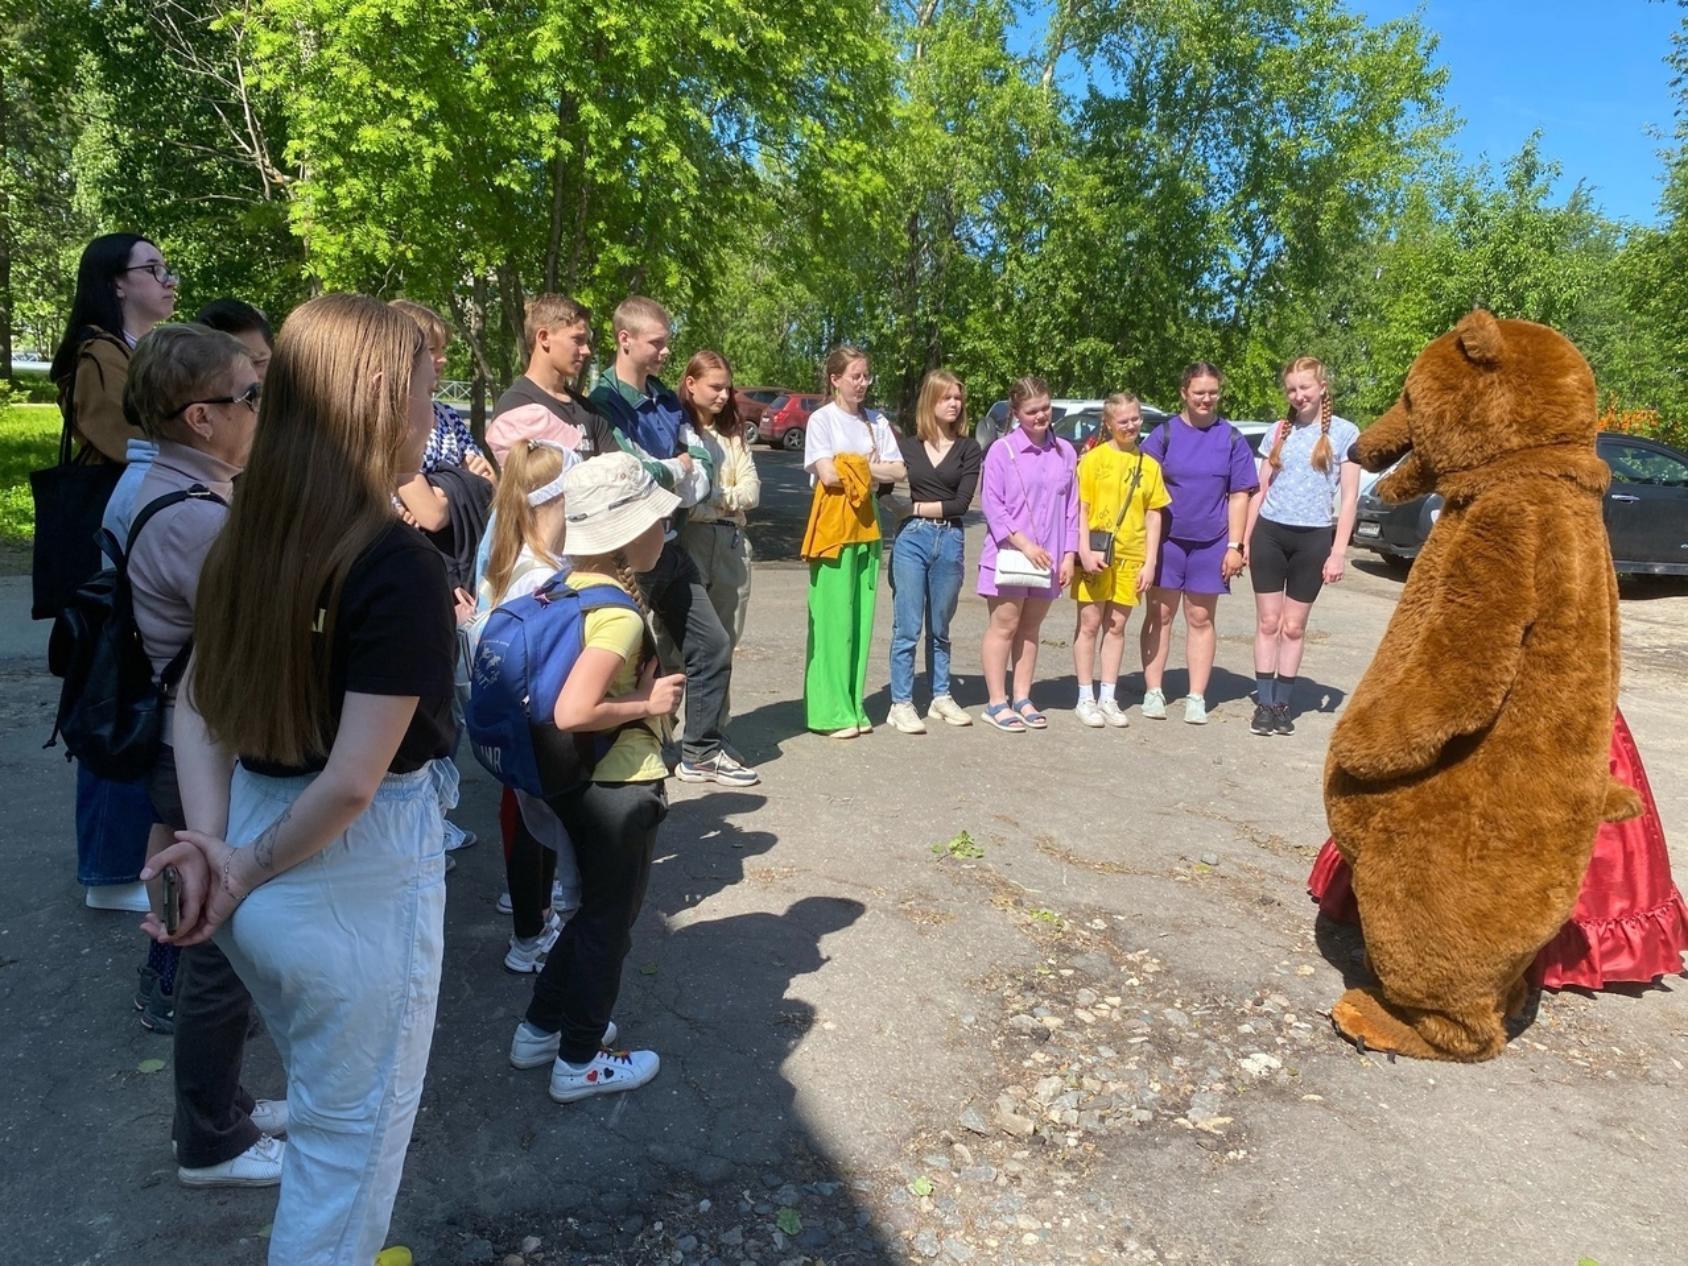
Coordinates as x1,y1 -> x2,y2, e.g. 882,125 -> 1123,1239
1250,518 -> 1335,603
525,780 -> 667,1062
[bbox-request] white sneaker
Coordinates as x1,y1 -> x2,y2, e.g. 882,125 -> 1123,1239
1184,694 -> 1209,725
887,701 -> 927,734
1098,698 -> 1131,728
497,890 -> 514,915
928,695 -> 972,727
177,1134 -> 285,1188
510,1019 -> 619,1069
85,882 -> 151,913
248,1098 -> 289,1136
1074,698 -> 1106,728
504,911 -> 562,973
1140,688 -> 1167,720
549,1048 -> 660,1103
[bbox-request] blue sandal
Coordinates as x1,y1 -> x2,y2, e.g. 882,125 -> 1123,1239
982,702 -> 1026,733
1012,698 -> 1049,729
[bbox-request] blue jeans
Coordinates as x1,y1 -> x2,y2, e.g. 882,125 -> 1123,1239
75,762 -> 156,886
889,518 -> 965,704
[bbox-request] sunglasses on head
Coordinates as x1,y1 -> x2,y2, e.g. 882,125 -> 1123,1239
169,381 -> 261,418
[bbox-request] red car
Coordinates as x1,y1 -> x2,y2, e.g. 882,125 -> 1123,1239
762,393 -> 825,451
730,386 -> 794,447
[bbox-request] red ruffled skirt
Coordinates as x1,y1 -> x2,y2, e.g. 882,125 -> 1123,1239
1310,709 -> 1688,990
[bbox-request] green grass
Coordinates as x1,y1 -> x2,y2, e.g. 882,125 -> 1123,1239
0,404 -> 65,544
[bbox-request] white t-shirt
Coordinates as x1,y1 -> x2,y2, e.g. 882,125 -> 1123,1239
803,402 -> 903,483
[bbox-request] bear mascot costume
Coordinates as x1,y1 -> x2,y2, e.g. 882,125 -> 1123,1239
1323,310 -> 1642,1062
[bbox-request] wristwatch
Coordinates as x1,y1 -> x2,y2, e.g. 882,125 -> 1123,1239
1227,541 -> 1242,550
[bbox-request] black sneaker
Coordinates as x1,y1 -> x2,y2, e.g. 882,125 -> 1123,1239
1272,704 -> 1296,735
1250,703 -> 1276,736
135,963 -> 158,1012
140,979 -> 176,1035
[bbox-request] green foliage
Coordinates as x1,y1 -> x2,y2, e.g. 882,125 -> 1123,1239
931,830 -> 985,860
0,403 -> 62,542
3,0 -> 1685,436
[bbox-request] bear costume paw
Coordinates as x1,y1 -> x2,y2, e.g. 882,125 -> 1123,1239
1329,987 -> 1510,1063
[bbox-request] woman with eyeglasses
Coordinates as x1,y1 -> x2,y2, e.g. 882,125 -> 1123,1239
50,235 -> 179,464
50,236 -> 181,917
800,346 -> 905,737
1137,362 -> 1259,726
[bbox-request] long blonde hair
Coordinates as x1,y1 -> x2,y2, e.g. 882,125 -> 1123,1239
483,441 -> 567,603
190,293 -> 426,766
1270,356 -> 1334,473
915,369 -> 966,444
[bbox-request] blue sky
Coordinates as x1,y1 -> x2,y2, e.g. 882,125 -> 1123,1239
1022,0 -> 1683,225
1362,0 -> 1682,224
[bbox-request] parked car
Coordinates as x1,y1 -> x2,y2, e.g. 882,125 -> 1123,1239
977,399 -> 1119,450
762,393 -> 825,451
732,386 -> 793,446
1055,402 -> 1172,451
1352,431 -> 1688,574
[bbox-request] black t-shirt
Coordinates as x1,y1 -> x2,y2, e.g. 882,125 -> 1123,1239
493,376 -> 620,461
902,436 -> 983,522
242,522 -> 456,777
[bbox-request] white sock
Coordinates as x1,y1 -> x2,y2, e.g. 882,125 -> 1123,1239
1098,682 -> 1117,704
1077,682 -> 1095,706
560,1056 -> 594,1073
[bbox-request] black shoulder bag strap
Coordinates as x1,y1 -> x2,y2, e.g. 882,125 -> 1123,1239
124,484 -> 229,690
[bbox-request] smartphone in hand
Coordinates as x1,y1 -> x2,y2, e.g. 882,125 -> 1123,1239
162,866 -> 181,936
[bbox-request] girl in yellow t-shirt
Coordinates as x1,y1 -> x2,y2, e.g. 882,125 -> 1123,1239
1072,394 -> 1170,728
510,452 -> 685,1106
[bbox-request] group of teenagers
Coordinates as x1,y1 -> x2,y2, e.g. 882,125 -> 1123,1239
48,232 -> 1686,1266
799,353 -> 1362,742
50,233 -> 772,1263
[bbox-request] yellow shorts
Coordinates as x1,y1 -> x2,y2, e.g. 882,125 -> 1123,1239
1072,556 -> 1145,606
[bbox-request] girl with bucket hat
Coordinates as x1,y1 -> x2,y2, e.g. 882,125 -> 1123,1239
507,451 -> 686,1103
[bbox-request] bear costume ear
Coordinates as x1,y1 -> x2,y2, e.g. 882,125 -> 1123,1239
1455,309 -> 1503,366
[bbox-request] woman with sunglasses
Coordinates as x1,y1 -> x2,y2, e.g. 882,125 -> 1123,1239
123,325 -> 284,1187
50,236 -> 181,917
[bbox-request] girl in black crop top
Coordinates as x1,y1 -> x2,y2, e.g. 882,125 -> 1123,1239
886,370 -> 982,734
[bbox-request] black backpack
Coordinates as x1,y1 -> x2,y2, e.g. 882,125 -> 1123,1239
46,485 -> 227,780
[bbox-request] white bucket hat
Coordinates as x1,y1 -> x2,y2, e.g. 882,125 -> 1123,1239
562,452 -> 680,556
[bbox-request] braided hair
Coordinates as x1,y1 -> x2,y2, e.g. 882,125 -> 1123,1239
1270,356 -> 1334,473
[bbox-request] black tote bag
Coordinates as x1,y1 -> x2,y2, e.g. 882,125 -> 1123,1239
30,340 -> 127,620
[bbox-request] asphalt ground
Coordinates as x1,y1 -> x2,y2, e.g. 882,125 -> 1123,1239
2,448 -> 1685,1264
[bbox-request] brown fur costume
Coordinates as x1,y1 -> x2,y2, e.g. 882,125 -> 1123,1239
1324,311 -> 1640,1062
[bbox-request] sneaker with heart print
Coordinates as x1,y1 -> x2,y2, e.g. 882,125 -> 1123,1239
548,1047 -> 660,1103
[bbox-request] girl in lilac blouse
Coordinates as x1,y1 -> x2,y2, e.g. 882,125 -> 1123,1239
976,376 -> 1079,732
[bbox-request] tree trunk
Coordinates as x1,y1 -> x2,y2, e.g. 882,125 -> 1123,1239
543,91 -> 577,292
0,63 -> 13,381
496,257 -> 526,357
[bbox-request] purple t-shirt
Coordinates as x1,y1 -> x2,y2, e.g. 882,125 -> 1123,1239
1140,416 -> 1260,543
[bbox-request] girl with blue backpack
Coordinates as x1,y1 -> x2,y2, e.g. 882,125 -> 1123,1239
503,452 -> 684,1103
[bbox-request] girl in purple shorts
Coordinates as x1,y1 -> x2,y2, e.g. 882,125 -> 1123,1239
976,376 -> 1078,732
1137,362 -> 1259,725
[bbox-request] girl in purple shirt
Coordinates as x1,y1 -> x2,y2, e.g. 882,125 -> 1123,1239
977,377 -> 1079,732
1137,362 -> 1259,726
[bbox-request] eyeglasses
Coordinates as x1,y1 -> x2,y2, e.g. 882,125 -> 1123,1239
169,381 -> 260,418
122,262 -> 180,286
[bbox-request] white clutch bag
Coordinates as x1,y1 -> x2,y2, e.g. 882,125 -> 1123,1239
993,547 -> 1052,589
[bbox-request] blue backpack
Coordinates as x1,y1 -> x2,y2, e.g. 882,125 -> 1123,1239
466,578 -> 648,797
